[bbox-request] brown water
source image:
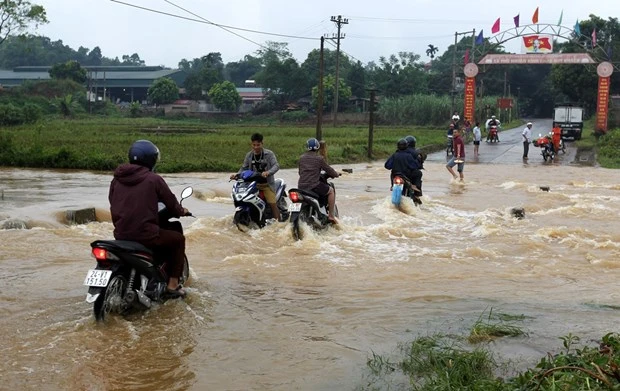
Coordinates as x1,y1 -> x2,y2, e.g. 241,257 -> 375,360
1,153 -> 620,390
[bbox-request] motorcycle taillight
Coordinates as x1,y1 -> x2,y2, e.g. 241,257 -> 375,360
394,176 -> 404,185
91,247 -> 119,262
289,191 -> 301,202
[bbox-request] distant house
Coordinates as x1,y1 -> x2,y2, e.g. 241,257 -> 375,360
0,65 -> 187,103
237,87 -> 266,112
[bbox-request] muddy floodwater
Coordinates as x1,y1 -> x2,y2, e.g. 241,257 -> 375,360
1,147 -> 620,390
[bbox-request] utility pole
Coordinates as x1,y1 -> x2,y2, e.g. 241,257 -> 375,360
330,15 -> 348,127
451,29 -> 475,114
316,36 -> 325,141
366,85 -> 378,158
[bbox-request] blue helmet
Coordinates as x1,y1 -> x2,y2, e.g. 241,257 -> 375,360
306,138 -> 320,151
128,140 -> 159,170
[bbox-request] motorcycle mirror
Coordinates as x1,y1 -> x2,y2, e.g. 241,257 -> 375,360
181,186 -> 193,200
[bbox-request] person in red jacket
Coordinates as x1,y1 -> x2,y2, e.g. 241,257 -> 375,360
551,123 -> 562,153
109,140 -> 190,298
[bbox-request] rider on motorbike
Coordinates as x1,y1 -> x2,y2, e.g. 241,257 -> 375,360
298,138 -> 340,224
404,135 -> 424,194
230,133 -> 281,222
485,115 -> 501,142
109,140 -> 190,298
385,138 -> 422,194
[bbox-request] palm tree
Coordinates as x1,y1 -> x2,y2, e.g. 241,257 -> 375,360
426,44 -> 439,62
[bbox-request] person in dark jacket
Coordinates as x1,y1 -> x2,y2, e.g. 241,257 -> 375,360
109,140 -> 190,298
298,138 -> 340,224
385,138 -> 421,195
404,135 -> 424,194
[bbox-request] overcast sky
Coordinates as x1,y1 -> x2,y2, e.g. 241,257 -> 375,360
34,0 -> 620,68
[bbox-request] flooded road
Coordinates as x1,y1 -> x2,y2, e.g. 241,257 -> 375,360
1,137 -> 620,390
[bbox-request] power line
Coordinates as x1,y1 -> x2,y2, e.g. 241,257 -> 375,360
348,15 -> 489,24
110,0 -> 318,42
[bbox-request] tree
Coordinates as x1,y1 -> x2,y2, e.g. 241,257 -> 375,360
0,0 -> 48,46
225,54 -> 262,86
426,44 -> 439,61
208,81 -> 241,111
49,60 -> 87,83
178,52 -> 225,100
147,77 -> 179,105
311,74 -> 352,111
121,53 -> 145,66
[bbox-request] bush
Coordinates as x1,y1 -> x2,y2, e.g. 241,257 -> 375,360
0,103 -> 24,125
21,103 -> 43,123
252,100 -> 276,115
280,110 -> 310,122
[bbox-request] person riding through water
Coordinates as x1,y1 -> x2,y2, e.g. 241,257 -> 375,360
485,115 -> 501,142
108,140 -> 190,298
404,135 -> 424,195
385,138 -> 422,202
230,133 -> 281,222
297,138 -> 341,224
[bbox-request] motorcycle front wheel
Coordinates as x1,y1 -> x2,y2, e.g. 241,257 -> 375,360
180,255 -> 190,286
233,210 -> 251,232
94,274 -> 127,322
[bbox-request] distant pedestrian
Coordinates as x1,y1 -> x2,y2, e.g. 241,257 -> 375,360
472,121 -> 481,158
522,122 -> 533,159
446,128 -> 465,181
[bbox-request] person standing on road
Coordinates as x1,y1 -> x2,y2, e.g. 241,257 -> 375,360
472,121 -> 481,158
522,122 -> 533,160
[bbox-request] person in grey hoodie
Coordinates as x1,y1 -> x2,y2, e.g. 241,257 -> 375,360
230,133 -> 281,221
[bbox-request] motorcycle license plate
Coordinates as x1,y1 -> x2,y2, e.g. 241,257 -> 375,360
83,269 -> 112,287
288,203 -> 302,212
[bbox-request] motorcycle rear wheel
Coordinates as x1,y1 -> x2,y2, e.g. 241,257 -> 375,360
94,275 -> 127,322
291,208 -> 310,241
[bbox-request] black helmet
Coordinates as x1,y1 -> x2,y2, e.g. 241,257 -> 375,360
306,138 -> 320,151
397,138 -> 408,151
128,140 -> 160,170
405,135 -> 416,148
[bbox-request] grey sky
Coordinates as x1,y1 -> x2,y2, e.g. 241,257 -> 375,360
35,0 -> 620,68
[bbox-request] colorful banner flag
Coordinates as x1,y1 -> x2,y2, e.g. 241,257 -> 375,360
475,30 -> 484,45
491,18 -> 500,34
574,20 -> 581,36
532,7 -> 539,24
557,10 -> 563,25
464,48 -> 470,65
592,28 -> 597,47
513,14 -> 520,28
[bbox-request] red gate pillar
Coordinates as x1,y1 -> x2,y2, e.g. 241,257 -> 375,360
463,63 -> 479,123
596,62 -> 614,134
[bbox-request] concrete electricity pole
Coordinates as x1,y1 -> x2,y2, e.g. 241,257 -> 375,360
330,15 -> 348,127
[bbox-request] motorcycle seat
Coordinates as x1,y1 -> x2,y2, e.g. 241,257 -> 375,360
91,240 -> 153,255
292,187 -> 320,199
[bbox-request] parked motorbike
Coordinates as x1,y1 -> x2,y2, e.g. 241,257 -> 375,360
391,174 -> 422,207
533,135 -> 555,161
288,173 -> 339,241
231,170 -> 290,231
84,186 -> 193,322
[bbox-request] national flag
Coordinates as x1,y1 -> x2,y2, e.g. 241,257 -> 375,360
592,28 -> 597,47
491,18 -> 500,34
532,7 -> 539,24
523,35 -> 552,51
475,30 -> 484,45
574,20 -> 581,36
557,10 -> 563,25
464,48 -> 470,65
513,14 -> 520,28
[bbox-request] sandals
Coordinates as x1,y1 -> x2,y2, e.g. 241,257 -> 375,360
165,286 -> 187,299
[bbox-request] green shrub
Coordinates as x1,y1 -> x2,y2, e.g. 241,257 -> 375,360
0,103 -> 24,125
280,110 -> 310,122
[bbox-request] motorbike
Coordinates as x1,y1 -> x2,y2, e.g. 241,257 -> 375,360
391,174 -> 422,207
84,186 -> 194,322
288,173 -> 339,241
487,125 -> 500,143
446,135 -> 454,156
533,135 -> 555,161
231,170 -> 290,231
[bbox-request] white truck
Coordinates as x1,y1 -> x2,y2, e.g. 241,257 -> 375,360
553,104 -> 584,140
